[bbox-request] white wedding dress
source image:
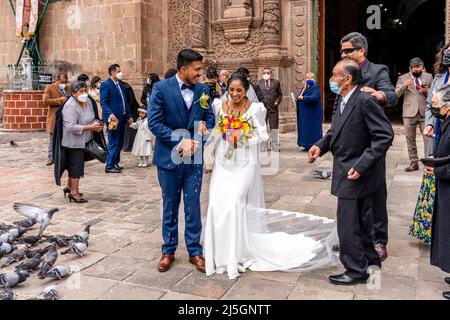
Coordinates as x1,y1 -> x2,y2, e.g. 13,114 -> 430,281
203,99 -> 340,280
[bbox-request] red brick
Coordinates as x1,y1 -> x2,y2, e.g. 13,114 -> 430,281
26,101 -> 38,108
11,94 -> 20,100
2,116 -> 11,123
3,94 -> 11,100
26,116 -> 38,123
19,123 -> 31,130
15,116 -> 25,123
5,101 -> 15,108
32,94 -> 43,101
31,109 -> 43,116
21,95 -> 31,100
10,123 -> 20,130
16,101 -> 26,108
31,123 -> 43,130
11,109 -> 20,116
20,108 -> 31,116
38,116 -> 47,122
4,108 -> 12,116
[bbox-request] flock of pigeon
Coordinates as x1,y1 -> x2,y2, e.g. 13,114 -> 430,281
0,203 -> 91,300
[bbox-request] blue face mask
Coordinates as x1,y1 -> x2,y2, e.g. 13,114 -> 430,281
307,80 -> 315,86
329,81 -> 342,95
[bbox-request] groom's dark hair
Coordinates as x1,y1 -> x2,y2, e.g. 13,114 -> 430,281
177,49 -> 203,70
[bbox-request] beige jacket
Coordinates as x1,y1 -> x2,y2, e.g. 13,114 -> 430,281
395,72 -> 433,118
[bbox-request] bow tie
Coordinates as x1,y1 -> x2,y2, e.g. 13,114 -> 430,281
181,83 -> 195,91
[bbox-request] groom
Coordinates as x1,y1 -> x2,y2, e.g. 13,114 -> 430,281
148,49 -> 215,273
308,59 -> 394,285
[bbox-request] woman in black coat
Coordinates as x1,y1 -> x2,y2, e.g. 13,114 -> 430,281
427,84 -> 450,299
141,73 -> 160,107
121,81 -> 141,152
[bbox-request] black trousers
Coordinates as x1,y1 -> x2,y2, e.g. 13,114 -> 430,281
371,160 -> 389,245
337,195 -> 381,279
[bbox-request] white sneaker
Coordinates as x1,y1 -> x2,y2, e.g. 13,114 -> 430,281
142,163 -> 148,168
138,162 -> 144,167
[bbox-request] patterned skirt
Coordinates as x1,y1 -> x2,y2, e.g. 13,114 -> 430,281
409,174 -> 436,245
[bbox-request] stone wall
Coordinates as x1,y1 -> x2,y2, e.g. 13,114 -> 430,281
2,91 -> 46,131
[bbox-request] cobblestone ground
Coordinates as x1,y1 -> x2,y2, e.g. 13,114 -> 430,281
0,128 -> 448,300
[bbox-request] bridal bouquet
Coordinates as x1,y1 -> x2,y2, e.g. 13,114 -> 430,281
108,114 -> 119,131
218,113 -> 257,160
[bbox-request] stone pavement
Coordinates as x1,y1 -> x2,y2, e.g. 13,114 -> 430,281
0,128 -> 448,300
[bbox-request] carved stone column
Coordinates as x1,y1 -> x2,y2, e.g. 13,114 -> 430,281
191,0 -> 207,55
262,0 -> 281,47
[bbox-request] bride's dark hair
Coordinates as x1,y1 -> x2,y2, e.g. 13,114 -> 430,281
227,72 -> 250,92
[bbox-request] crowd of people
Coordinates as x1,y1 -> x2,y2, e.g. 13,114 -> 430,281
39,31 -> 450,299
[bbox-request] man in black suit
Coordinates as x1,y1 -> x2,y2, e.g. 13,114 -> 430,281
337,32 -> 398,261
308,59 -> 394,285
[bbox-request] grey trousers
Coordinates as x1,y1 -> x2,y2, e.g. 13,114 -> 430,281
403,116 -> 428,164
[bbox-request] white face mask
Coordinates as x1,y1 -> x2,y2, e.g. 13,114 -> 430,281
263,74 -> 271,81
77,93 -> 89,103
116,72 -> 124,80
59,83 -> 67,90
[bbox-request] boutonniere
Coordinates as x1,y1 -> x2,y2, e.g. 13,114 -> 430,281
195,93 -> 210,109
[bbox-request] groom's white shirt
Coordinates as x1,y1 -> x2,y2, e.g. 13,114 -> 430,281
176,74 -> 194,109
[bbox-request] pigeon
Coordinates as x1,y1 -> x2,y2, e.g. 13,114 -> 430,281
9,140 -> 18,147
0,289 -> 13,301
15,253 -> 41,272
13,218 -> 37,229
42,235 -> 75,248
0,233 -> 14,244
41,266 -> 71,280
71,225 -> 91,243
0,270 -> 29,288
38,243 -> 58,279
1,247 -> 27,268
0,242 -> 15,257
16,235 -> 41,246
313,170 -> 332,180
7,227 -> 28,239
61,241 -> 88,257
0,223 -> 15,233
25,245 -> 52,259
43,285 -> 59,300
13,203 -> 59,237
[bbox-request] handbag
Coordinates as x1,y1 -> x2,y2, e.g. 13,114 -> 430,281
85,139 -> 107,163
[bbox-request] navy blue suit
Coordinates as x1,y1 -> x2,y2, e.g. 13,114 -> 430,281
297,83 -> 323,149
148,75 -> 215,256
100,78 -> 132,170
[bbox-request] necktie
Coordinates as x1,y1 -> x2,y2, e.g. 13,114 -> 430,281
266,80 -> 270,88
60,89 -> 66,97
414,77 -> 421,92
340,100 -> 346,114
116,83 -> 126,114
181,83 -> 195,91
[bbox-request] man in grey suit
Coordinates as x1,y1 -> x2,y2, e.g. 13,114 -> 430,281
308,60 -> 394,285
338,32 -> 398,261
396,58 -> 433,172
255,67 -> 283,152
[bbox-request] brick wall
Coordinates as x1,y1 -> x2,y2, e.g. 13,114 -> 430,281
1,91 -> 46,131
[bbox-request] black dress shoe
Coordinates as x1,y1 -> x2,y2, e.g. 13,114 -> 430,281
445,277 -> 450,285
444,291 -> 450,300
329,273 -> 369,286
115,164 -> 124,170
105,168 -> 122,174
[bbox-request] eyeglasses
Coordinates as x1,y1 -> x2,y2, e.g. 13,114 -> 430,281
340,47 -> 361,55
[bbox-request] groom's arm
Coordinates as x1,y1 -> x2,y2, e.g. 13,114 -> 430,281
148,84 -> 183,149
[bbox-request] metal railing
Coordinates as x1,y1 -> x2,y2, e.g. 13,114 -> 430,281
4,63 -> 60,92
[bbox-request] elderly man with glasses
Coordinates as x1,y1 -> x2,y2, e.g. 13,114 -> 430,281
331,32 -> 398,264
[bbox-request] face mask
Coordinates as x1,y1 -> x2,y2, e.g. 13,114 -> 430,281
329,81 -> 342,95
443,52 -> 450,67
307,80 -> 315,86
412,72 -> 422,78
77,93 -> 89,103
59,83 -> 66,90
116,72 -> 124,80
97,82 -> 101,88
263,74 -> 271,81
431,106 -> 447,119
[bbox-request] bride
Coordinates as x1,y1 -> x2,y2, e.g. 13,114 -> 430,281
203,72 -> 339,280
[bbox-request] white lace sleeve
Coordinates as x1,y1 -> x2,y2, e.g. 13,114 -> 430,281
247,103 -> 269,146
